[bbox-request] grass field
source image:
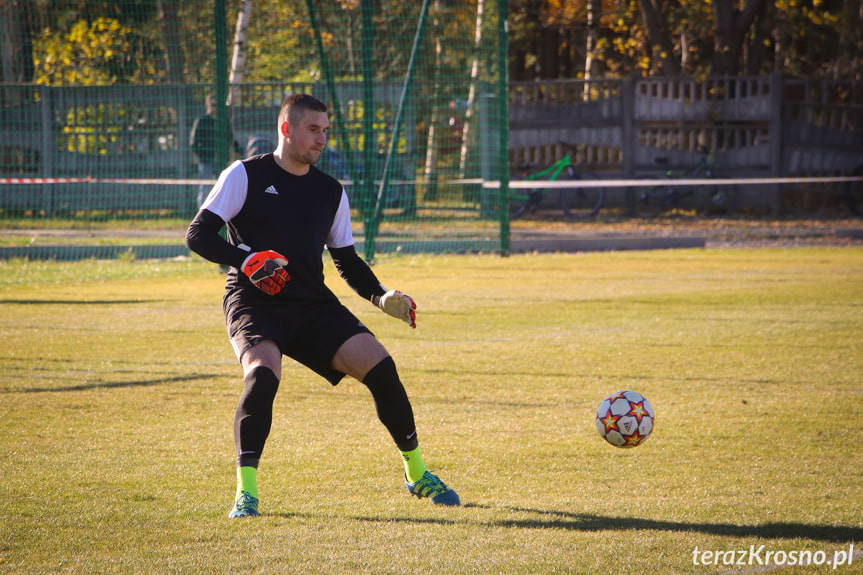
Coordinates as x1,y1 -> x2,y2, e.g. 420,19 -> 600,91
1,248 -> 861,574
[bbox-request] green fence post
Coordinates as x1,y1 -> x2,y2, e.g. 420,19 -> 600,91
214,0 -> 230,266
497,0 -> 510,256
214,0 -> 229,171
360,0 -> 377,262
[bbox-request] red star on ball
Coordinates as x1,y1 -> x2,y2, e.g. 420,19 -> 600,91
624,432 -> 644,446
600,412 -> 620,432
628,401 -> 648,422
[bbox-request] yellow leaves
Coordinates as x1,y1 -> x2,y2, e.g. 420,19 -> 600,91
320,30 -> 336,49
540,0 -> 582,26
34,17 -> 139,86
638,55 -> 651,71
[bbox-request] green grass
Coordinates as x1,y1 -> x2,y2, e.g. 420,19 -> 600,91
1,248 -> 861,574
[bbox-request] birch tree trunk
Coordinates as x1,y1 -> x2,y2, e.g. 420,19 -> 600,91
228,0 -> 253,107
423,0 -> 442,201
458,0 -> 484,178
583,0 -> 601,100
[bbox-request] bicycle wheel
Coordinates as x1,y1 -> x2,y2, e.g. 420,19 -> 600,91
509,187 -> 542,220
559,169 -> 605,218
845,163 -> 863,216
696,180 -> 738,215
634,185 -> 671,218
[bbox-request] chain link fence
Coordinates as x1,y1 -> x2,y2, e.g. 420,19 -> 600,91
0,0 -> 510,260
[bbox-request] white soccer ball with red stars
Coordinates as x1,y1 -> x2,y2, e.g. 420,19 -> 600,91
595,390 -> 654,447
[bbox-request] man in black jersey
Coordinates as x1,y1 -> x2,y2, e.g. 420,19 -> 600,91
186,93 -> 459,518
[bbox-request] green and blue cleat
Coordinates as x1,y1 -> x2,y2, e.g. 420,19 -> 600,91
405,471 -> 460,506
228,490 -> 259,518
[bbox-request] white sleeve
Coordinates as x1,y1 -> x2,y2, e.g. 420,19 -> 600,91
200,160 -> 248,222
326,188 -> 355,249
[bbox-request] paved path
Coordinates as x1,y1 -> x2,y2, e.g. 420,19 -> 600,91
1,220 -> 861,259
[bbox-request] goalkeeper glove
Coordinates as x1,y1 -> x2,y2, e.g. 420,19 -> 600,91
241,250 -> 290,295
377,289 -> 417,329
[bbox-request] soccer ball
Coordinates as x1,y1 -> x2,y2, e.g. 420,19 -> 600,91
595,390 -> 654,447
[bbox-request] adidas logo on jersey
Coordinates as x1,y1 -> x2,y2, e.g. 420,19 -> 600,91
264,185 -> 278,195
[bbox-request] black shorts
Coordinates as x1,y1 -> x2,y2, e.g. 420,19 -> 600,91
225,296 -> 373,386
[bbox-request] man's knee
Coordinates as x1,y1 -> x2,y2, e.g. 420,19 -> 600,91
332,333 -> 389,380
238,366 -> 280,415
241,339 -> 282,379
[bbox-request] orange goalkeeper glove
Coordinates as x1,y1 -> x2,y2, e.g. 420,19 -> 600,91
241,250 -> 290,295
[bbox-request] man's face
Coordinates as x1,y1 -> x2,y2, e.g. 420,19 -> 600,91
283,110 -> 329,166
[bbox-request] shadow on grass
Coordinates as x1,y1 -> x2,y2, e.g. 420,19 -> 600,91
498,507 -> 862,542
354,504 -> 862,543
10,373 -> 218,393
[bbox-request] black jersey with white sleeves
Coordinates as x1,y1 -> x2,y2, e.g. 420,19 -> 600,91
196,153 -> 362,304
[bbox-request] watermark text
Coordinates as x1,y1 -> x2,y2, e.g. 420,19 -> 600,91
692,544 -> 855,569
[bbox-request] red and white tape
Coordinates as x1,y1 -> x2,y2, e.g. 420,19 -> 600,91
1,175 -> 860,188
0,177 -> 214,185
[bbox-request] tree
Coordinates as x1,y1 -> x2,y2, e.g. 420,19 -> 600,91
836,0 -> 862,79
638,0 -> 681,75
157,0 -> 185,84
35,17 -> 147,85
710,0 -> 765,75
509,0 -> 591,80
6,0 -> 861,89
591,0 -> 858,79
583,0 -> 603,82
768,0 -> 859,81
0,0 -> 36,86
228,0 -> 252,105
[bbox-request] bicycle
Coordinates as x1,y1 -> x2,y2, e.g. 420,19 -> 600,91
633,146 -> 736,218
509,143 -> 606,219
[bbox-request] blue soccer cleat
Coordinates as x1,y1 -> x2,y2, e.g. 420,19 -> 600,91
405,471 -> 460,506
229,491 -> 259,518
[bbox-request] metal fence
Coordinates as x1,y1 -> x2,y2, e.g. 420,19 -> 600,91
0,1 -> 511,259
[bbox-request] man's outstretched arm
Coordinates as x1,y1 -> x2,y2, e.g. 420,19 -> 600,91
330,245 -> 416,328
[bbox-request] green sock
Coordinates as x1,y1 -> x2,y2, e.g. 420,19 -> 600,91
236,466 -> 258,499
401,447 -> 427,483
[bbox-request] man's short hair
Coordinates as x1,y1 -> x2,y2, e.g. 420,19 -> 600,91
279,94 -> 328,127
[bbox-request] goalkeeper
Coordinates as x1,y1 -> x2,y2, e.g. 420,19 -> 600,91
185,93 -> 459,518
